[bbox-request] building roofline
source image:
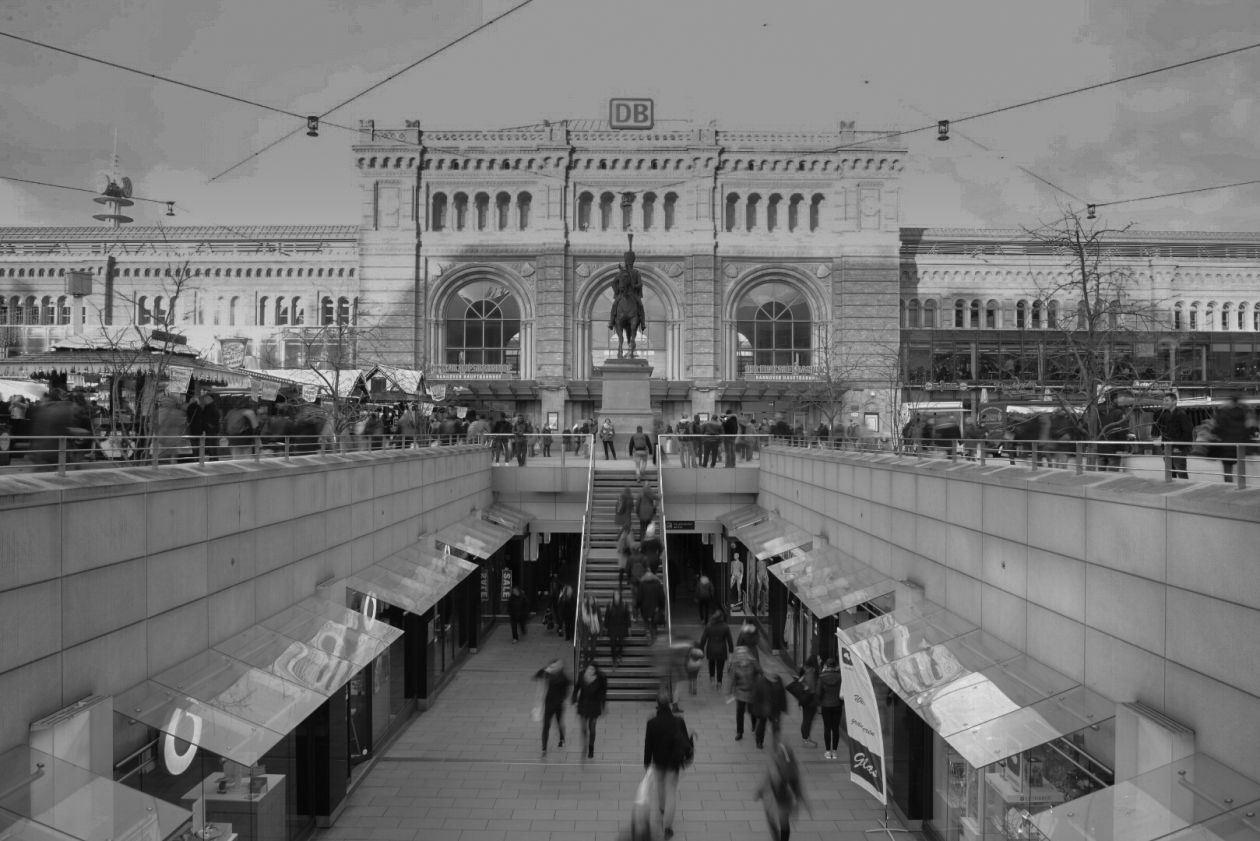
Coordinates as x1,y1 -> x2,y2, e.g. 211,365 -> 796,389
0,225 -> 360,242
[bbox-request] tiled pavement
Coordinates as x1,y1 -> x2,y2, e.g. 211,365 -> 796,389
315,609 -> 906,841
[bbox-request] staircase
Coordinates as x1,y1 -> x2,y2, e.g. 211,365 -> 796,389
584,469 -> 664,701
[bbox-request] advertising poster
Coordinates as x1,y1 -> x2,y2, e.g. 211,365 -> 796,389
840,644 -> 887,804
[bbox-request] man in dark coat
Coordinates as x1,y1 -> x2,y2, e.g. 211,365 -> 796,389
186,391 -> 222,460
643,691 -> 690,840
1154,391 -> 1193,480
722,411 -> 740,466
507,586 -> 530,642
1213,395 -> 1256,483
605,590 -> 632,664
638,565 -> 665,643
533,658 -> 571,755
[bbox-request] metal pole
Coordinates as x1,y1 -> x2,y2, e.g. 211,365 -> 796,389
1163,442 -> 1172,483
1075,440 -> 1084,475
57,438 -> 67,475
1237,445 -> 1247,490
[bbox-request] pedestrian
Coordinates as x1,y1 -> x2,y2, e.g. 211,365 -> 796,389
698,610 -> 733,688
677,418 -> 695,468
605,589 -> 632,665
629,424 -> 652,481
507,586 -> 529,643
1212,395 -> 1256,483
572,660 -> 608,759
694,574 -> 714,624
685,642 -> 704,695
627,546 -> 648,617
616,524 -> 636,590
787,657 -> 819,748
737,622 -> 761,650
817,657 -> 844,759
600,417 -> 617,460
727,643 -> 762,742
615,484 -> 634,532
643,689 -> 692,841
636,485 -> 657,542
578,594 -> 602,665
755,742 -> 811,841
512,414 -> 529,465
533,658 -> 571,755
186,390 -> 222,460
638,564 -> 665,643
557,583 -> 576,640
702,415 -> 723,467
752,672 -> 788,749
723,410 -> 739,467
540,423 -> 553,457
1154,391 -> 1193,480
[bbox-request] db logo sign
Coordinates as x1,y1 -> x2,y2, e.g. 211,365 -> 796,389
610,98 -> 654,130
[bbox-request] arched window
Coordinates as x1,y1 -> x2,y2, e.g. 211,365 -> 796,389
1107,299 -> 1121,330
1237,302 -> 1248,330
663,193 -> 677,231
1222,302 -> 1232,330
258,296 -> 269,326
152,296 -> 166,325
724,193 -> 738,232
954,299 -> 967,328
276,296 -> 289,326
599,192 -> 615,231
1205,302 -> 1217,331
621,194 -> 633,231
213,296 -> 223,327
431,192 -> 447,231
985,299 -> 999,329
1047,300 -> 1059,329
907,299 -> 922,328
495,192 -> 511,230
517,192 -> 531,229
453,193 -> 468,230
0,298 -> 7,324
1254,307 -> 1260,332
1189,302 -> 1200,331
923,299 -> 937,328
969,299 -> 980,328
788,194 -> 803,232
577,192 -> 593,230
809,193 -> 824,232
40,296 -> 54,325
292,296 -> 303,326
1031,300 -> 1044,329
443,280 -> 521,370
336,296 -> 351,325
1173,302 -> 1184,331
57,296 -> 69,325
735,281 -> 813,372
321,296 -> 334,326
474,193 -> 490,231
228,296 -> 238,327
767,194 -> 784,232
1016,300 -> 1028,329
641,192 -> 656,230
745,193 -> 761,231
137,296 -> 150,326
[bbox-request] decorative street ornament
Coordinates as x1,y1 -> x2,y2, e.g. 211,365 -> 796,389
937,119 -> 950,141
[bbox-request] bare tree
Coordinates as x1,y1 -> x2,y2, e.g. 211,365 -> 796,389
1022,208 -> 1173,435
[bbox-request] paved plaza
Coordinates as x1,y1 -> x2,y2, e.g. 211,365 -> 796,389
315,610 -> 900,841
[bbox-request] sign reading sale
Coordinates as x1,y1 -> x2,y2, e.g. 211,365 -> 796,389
609,98 -> 654,130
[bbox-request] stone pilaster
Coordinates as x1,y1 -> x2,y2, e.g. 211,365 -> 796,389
685,253 -> 718,381
535,249 -> 567,381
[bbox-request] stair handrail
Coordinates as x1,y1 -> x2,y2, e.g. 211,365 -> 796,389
572,432 -> 596,669
656,438 -> 672,648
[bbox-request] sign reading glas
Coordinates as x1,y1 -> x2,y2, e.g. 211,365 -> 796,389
609,98 -> 654,130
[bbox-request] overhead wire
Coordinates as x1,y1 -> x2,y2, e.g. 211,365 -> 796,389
1091,177 -> 1260,211
0,29 -> 307,120
0,173 -> 172,206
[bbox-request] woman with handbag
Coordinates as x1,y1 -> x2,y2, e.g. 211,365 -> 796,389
572,660 -> 609,759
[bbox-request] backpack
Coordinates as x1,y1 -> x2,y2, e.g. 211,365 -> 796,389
671,717 -> 696,768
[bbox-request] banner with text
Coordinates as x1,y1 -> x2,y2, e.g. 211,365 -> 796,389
166,366 -> 193,396
840,644 -> 886,804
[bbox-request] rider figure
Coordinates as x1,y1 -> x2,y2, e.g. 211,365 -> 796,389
610,250 -> 646,334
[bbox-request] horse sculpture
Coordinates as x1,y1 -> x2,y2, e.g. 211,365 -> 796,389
609,249 -> 645,359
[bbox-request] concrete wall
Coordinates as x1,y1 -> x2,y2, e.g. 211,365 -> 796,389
758,448 -> 1260,781
0,446 -> 492,753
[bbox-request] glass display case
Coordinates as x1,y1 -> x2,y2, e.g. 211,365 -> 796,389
930,722 -> 1115,841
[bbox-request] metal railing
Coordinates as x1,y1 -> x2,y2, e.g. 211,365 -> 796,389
482,432 -> 585,466
572,434 -> 596,672
655,440 -> 672,648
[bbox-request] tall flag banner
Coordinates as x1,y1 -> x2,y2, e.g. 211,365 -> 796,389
840,645 -> 887,804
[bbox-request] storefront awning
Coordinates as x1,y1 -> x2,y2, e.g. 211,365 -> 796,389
770,545 -> 898,618
717,504 -> 772,531
1030,754 -> 1260,841
839,600 -> 1115,769
483,502 -> 531,534
115,598 -> 402,767
0,745 -> 190,841
729,516 -> 813,561
432,515 -> 516,560
342,544 -> 478,617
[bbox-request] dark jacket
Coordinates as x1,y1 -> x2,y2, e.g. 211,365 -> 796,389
817,666 -> 844,708
1154,406 -> 1194,445
644,706 -> 688,770
638,571 -> 665,618
728,645 -> 761,703
187,400 -> 220,437
698,619 -> 733,660
508,591 -> 529,620
604,598 -> 632,640
615,487 -> 633,527
1214,404 -> 1253,444
572,669 -> 608,719
534,664 -> 571,709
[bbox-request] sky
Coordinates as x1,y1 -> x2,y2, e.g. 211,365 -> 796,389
1,0 -> 1258,232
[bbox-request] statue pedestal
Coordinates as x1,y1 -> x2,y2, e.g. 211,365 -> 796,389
598,359 -> 655,455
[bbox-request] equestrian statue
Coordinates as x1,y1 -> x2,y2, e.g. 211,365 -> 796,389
609,246 -> 646,359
